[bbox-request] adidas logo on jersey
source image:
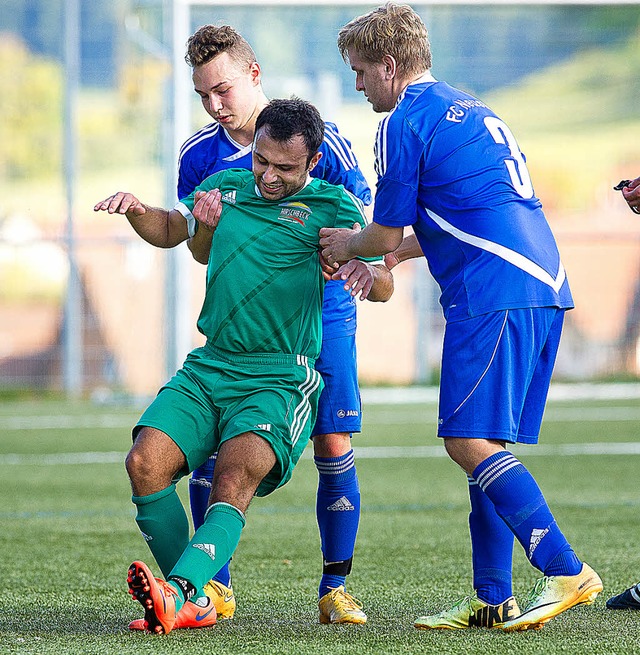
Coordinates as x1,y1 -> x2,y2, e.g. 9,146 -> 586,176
193,543 -> 216,561
327,496 -> 355,512
468,597 -> 519,628
528,527 -> 550,558
221,190 -> 237,205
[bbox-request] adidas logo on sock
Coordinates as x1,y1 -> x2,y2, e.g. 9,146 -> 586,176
193,543 -> 216,561
327,496 -> 355,512
528,527 -> 550,558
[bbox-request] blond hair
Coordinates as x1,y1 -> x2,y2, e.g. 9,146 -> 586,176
337,2 -> 432,77
185,24 -> 257,70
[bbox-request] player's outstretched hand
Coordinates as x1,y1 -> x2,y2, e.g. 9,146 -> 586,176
93,192 -> 146,216
332,259 -> 376,301
319,222 -> 361,268
193,189 -> 223,232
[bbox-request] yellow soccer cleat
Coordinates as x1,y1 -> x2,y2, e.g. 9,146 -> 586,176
502,563 -> 603,631
318,586 -> 367,624
203,580 -> 236,620
415,594 -> 519,630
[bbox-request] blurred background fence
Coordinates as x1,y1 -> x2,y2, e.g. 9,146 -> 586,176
0,0 -> 639,397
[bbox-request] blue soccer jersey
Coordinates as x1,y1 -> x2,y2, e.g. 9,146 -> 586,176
373,74 -> 574,322
178,121 -> 372,338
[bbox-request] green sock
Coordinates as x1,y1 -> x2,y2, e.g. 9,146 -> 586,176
168,502 -> 246,597
132,484 -> 190,577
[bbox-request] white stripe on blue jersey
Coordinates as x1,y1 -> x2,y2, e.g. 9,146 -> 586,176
374,75 -> 434,178
178,122 -> 220,164
223,144 -> 252,162
426,208 -> 567,293
323,123 -> 357,171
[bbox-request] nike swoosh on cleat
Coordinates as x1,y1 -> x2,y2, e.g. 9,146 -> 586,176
196,607 -> 215,621
516,601 -> 558,617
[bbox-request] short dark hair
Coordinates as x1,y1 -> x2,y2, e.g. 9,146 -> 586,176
255,98 -> 324,164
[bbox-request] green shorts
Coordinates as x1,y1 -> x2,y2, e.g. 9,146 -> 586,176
135,344 -> 323,496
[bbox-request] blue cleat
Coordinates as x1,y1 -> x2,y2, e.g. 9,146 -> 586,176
606,584 -> 640,610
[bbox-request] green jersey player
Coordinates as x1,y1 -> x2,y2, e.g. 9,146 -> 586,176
93,98 -> 388,634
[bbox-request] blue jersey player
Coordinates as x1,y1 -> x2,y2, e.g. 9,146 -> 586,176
173,24 -> 393,626
321,2 -> 603,632
606,173 -> 640,612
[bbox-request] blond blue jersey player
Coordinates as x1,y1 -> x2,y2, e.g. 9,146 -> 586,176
320,3 -> 602,632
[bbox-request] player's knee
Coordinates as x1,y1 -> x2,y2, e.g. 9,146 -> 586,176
125,445 -> 155,489
211,469 -> 259,511
443,436 -> 467,467
312,432 -> 352,458
125,428 -> 182,493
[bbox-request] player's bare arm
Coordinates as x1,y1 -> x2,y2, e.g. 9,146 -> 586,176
332,260 -> 394,302
93,192 -> 189,248
384,233 -> 425,270
188,189 -> 223,265
319,222 -> 404,265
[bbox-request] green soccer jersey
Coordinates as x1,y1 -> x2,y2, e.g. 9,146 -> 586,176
176,168 -> 367,360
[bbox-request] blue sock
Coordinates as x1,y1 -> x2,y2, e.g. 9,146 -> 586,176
473,451 -> 582,576
315,449 -> 360,598
189,456 -> 216,530
188,455 -> 231,587
467,475 -> 514,604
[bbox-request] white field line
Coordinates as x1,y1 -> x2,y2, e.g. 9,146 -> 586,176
2,441 -> 640,466
3,397 -> 640,431
0,415 -> 135,430
361,382 -> 640,404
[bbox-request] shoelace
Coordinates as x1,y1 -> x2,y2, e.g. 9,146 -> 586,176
522,576 -> 550,610
330,588 -> 364,611
436,595 -> 477,616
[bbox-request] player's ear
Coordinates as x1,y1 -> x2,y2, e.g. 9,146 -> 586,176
249,61 -> 261,85
308,151 -> 322,172
382,54 -> 397,79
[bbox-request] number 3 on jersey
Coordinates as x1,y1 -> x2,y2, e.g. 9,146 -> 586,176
484,116 -> 534,199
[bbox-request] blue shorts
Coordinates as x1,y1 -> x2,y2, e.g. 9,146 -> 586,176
437,307 -> 565,444
312,333 -> 362,437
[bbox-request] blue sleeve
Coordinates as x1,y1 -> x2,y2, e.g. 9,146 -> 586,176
313,122 -> 372,206
372,113 -> 421,228
177,151 -> 202,202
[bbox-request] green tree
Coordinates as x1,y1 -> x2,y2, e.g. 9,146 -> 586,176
0,34 -> 62,180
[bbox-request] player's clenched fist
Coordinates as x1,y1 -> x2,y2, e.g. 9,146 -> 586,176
93,192 -> 146,216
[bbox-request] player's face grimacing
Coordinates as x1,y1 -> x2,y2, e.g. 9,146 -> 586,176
192,52 -> 262,138
252,129 -> 322,201
347,47 -> 396,113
